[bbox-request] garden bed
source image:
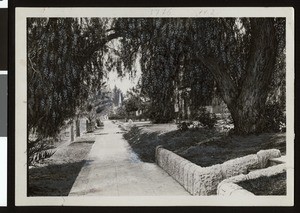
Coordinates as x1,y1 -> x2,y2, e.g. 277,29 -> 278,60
123,124 -> 286,167
238,172 -> 286,195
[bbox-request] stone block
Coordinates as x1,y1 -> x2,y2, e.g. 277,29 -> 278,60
246,163 -> 286,180
183,163 -> 194,190
155,145 -> 163,164
178,159 -> 190,186
186,164 -> 199,194
160,149 -> 168,168
218,164 -> 286,196
257,149 -> 281,168
167,152 -> 175,175
221,154 -> 259,178
163,150 -> 170,166
155,146 -> 282,196
193,164 -> 223,195
217,182 -> 241,196
172,155 -> 184,182
218,181 -> 255,196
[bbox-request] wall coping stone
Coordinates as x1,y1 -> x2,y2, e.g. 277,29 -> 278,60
155,146 -> 281,195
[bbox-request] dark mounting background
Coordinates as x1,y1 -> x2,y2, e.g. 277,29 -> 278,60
0,9 -> 8,70
0,9 -> 7,137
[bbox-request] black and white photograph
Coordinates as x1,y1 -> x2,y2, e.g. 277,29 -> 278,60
15,7 -> 294,206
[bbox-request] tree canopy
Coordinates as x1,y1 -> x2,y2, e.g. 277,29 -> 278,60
27,17 -> 286,138
113,18 -> 286,133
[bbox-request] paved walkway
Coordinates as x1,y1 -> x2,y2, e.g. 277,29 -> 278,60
69,120 -> 189,196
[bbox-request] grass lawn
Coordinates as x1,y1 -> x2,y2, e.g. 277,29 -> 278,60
123,123 -> 286,167
28,141 -> 94,196
238,172 -> 286,195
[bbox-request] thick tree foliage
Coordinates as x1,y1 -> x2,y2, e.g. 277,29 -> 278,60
112,18 -> 286,134
113,18 -> 216,122
27,18 -> 109,140
28,17 -> 286,139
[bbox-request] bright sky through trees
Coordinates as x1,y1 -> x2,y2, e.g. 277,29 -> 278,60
106,48 -> 142,93
106,67 -> 141,93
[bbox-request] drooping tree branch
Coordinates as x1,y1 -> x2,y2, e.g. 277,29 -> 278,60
82,32 -> 122,63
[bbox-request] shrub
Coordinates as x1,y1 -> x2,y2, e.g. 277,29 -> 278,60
28,138 -> 56,165
96,119 -> 104,127
108,114 -> 125,120
135,114 -> 149,121
192,107 -> 217,129
177,121 -> 191,131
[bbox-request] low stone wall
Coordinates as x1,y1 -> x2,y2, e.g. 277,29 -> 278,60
217,163 -> 286,196
155,146 -> 281,195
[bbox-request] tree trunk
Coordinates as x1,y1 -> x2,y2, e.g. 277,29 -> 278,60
232,19 -> 276,134
70,123 -> 74,142
76,119 -> 80,137
86,119 -> 94,133
183,98 -> 188,120
86,120 -> 89,132
227,94 -> 267,134
200,19 -> 277,134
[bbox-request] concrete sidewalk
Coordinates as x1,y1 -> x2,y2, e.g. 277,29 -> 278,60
69,120 -> 189,196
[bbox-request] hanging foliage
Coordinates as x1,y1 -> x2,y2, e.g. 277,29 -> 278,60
27,18 -> 109,139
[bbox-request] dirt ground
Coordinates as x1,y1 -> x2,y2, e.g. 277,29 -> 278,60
123,124 -> 286,167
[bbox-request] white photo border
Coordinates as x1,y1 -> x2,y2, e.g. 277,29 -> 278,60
15,7 -> 294,206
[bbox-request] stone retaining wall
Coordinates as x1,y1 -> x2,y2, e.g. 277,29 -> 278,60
155,146 -> 281,195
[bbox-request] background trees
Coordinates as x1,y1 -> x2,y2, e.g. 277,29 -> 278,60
113,18 -> 286,134
112,85 -> 123,107
113,18 -> 216,123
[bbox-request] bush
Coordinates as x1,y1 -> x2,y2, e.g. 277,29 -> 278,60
264,102 -> 286,132
177,121 -> 191,131
28,138 -> 56,165
149,111 -> 174,123
192,107 -> 217,129
96,119 -> 104,127
108,114 -> 125,120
